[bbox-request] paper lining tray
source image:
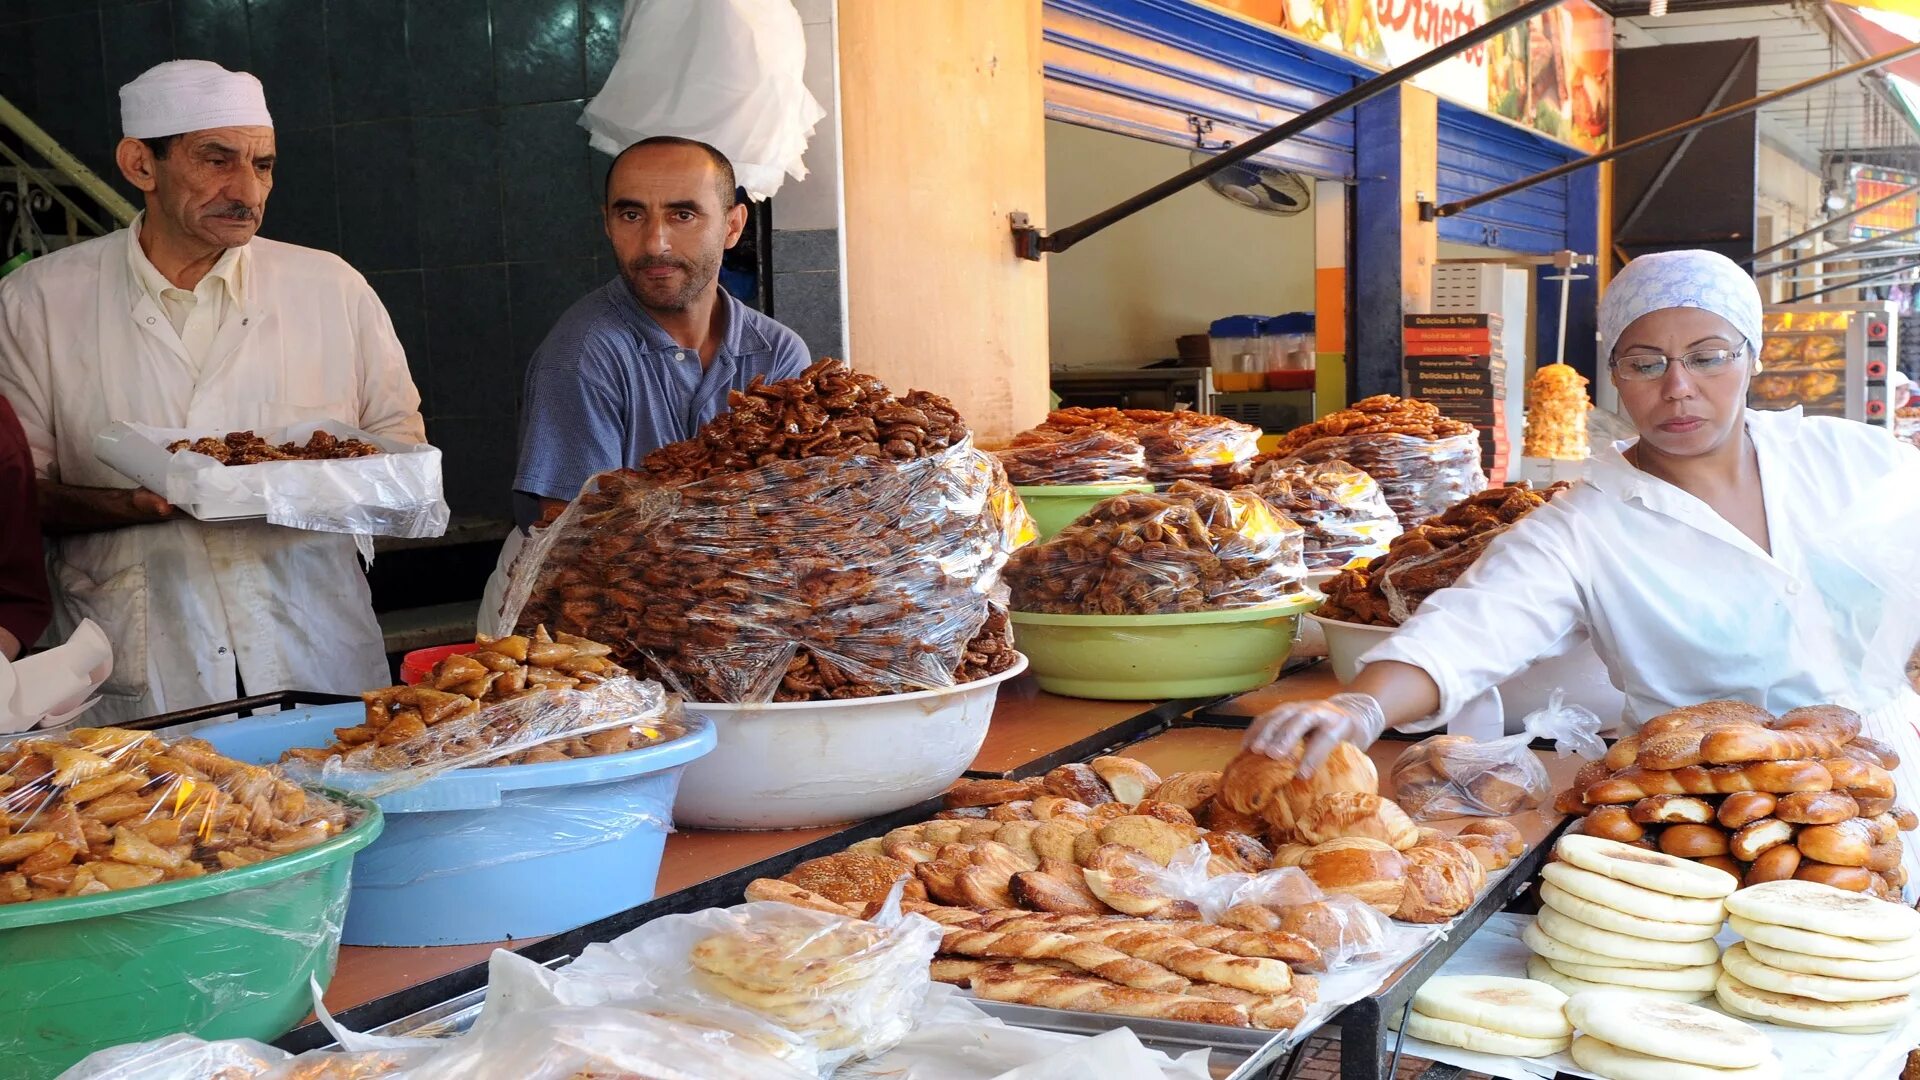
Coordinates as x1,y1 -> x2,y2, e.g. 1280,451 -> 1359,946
342,971 -> 1294,1079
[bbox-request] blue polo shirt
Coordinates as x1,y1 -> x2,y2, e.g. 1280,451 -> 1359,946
511,279 -> 811,528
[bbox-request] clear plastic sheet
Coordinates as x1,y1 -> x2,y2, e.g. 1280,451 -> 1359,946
503,439 -> 1031,704
554,889 -> 943,1072
1390,691 -> 1605,819
1009,408 -> 1258,486
1121,843 -> 1392,971
995,428 -> 1148,486
1244,460 -> 1402,572
278,677 -> 683,799
93,420 -> 448,539
1271,430 -> 1486,527
53,1034 -> 287,1080
0,726 -> 356,904
1004,481 -> 1308,615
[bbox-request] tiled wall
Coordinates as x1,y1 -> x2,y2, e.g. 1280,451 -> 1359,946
0,0 -> 845,523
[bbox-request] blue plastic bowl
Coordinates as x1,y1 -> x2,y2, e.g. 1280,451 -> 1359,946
196,702 -> 715,946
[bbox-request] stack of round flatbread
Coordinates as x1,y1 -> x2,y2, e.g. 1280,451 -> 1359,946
1717,879 -> 1920,1033
689,917 -> 921,1052
1565,990 -> 1778,1080
1523,835 -> 1734,1003
1385,975 -> 1572,1057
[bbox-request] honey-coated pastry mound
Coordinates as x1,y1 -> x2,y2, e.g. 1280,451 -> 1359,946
167,428 -> 382,464
1319,482 -> 1567,627
1522,363 -> 1590,461
1238,396 -> 1486,526
1010,407 -> 1260,485
1005,481 -> 1308,615
513,360 -> 1027,702
1240,460 -> 1402,572
0,727 -> 355,905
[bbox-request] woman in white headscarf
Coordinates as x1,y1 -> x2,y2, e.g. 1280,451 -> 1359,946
1247,249 -> 1920,889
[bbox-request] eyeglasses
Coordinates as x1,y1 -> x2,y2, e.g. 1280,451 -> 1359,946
1610,344 -> 1747,382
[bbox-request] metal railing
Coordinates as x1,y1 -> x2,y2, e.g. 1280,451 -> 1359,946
0,92 -> 136,265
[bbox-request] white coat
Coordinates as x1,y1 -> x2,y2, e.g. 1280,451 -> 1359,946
1363,407 -> 1920,885
0,224 -> 426,725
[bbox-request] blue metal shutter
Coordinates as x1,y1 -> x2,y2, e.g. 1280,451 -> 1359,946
1043,0 -> 1364,182
1436,100 -> 1575,253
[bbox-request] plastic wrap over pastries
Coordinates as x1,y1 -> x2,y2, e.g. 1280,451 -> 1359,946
0,727 -> 356,905
1242,460 -> 1402,572
506,360 -> 1031,703
1318,482 -> 1568,626
1004,481 -> 1308,615
1233,396 -> 1486,526
995,407 -> 1259,485
1522,363 -> 1590,461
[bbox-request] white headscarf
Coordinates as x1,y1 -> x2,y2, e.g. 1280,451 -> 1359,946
1598,249 -> 1763,364
120,60 -> 272,139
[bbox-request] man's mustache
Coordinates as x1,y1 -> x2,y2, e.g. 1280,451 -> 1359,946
207,203 -> 257,221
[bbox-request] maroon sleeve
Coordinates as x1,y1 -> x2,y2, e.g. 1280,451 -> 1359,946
0,396 -> 51,649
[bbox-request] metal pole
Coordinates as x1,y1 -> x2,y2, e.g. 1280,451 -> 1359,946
1747,180 -> 1920,263
1426,38 -> 1920,221
1796,262 -> 1920,301
1753,220 -> 1920,277
1012,0 -> 1573,259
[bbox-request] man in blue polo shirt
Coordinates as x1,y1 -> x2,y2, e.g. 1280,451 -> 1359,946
481,137 -> 810,624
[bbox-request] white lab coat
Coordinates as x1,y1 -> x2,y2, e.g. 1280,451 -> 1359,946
1363,407 -> 1920,885
0,225 -> 426,725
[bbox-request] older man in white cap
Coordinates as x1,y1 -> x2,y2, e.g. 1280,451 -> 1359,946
0,60 -> 426,723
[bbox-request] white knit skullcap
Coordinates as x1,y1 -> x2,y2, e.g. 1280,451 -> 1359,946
120,60 -> 272,139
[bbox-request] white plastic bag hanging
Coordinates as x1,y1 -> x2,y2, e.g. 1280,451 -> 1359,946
581,0 -> 826,200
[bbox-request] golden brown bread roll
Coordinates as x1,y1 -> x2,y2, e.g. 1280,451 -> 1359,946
1198,802 -> 1267,838
1131,800 -> 1199,828
1701,724 -> 1852,766
1717,792 -> 1777,829
1774,704 -> 1863,740
1089,756 -> 1162,805
1269,842 -> 1313,868
1857,796 -> 1898,818
1450,832 -> 1512,871
1892,807 -> 1919,832
1582,760 -> 1833,804
1299,837 -> 1408,914
1729,818 -> 1794,862
1580,806 -> 1646,844
1419,735 -> 1481,781
785,852 -> 924,905
1261,743 -> 1380,838
1295,792 -> 1420,850
1044,763 -> 1116,805
1822,757 -> 1896,803
1468,765 -> 1541,815
1031,796 -> 1094,822
1796,819 -> 1876,867
1458,818 -> 1525,857
988,800 -> 1039,822
1843,736 -> 1901,771
1699,855 -> 1743,883
1148,771 -> 1221,811
947,779 -> 1034,808
1660,823 -> 1732,858
1203,830 -> 1272,874
1631,795 -> 1715,825
1744,842 -> 1801,887
1217,753 -> 1297,817
1774,790 -> 1858,825
1793,860 -> 1875,892
1604,735 -> 1640,772
1869,840 -> 1904,874
1394,842 -> 1480,923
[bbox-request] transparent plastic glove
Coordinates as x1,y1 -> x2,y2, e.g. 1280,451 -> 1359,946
1243,692 -> 1387,773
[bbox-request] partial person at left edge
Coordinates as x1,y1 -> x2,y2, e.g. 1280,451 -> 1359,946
0,60 -> 428,725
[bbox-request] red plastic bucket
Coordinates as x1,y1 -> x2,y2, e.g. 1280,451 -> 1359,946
400,643 -> 479,685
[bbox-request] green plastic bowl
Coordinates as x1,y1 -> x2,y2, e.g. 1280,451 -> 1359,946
1014,483 -> 1155,539
1009,593 -> 1323,699
0,796 -> 383,1079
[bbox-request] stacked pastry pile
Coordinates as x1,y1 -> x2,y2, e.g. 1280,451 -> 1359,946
1717,880 -> 1920,1034
745,747 -> 1523,1029
1240,460 -> 1402,573
1522,835 -> 1733,1004
1386,975 -> 1573,1058
1233,395 -> 1485,526
166,428 -> 383,464
689,913 -> 927,1052
1555,701 -> 1913,900
996,407 -> 1261,485
1318,482 -> 1568,626
1003,481 -> 1309,615
1521,363 -> 1590,461
1565,990 -> 1779,1080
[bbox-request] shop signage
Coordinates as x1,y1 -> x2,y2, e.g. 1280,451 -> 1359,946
1848,165 -> 1920,240
1209,0 -> 1613,151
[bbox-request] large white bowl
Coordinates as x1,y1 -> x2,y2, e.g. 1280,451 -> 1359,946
1309,614 -> 1626,734
673,655 -> 1028,830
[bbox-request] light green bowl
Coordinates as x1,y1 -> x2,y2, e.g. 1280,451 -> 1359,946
1009,593 -> 1323,699
1014,483 -> 1155,539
